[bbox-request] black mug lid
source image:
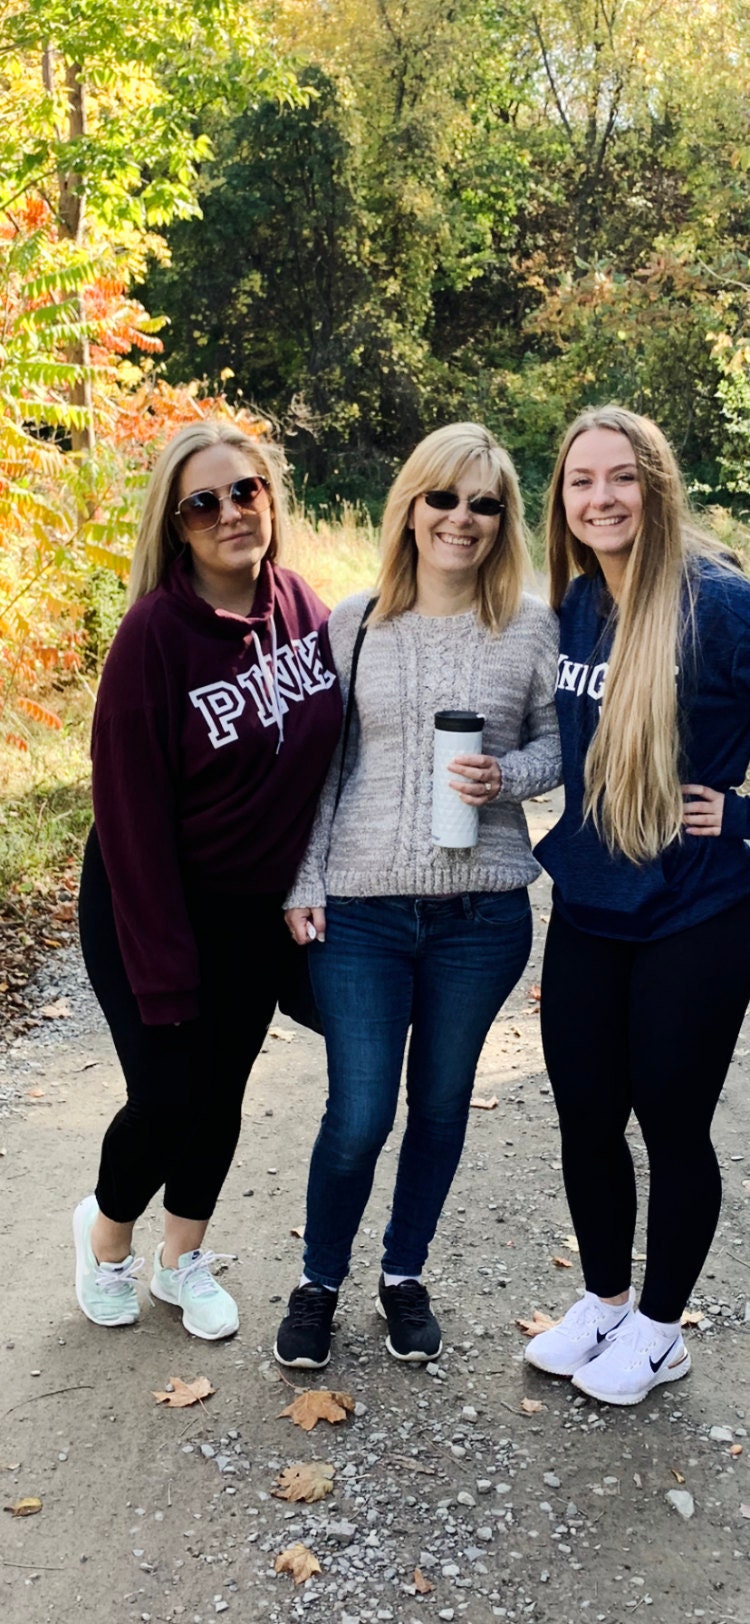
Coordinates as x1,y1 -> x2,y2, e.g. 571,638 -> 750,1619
434,709 -> 485,732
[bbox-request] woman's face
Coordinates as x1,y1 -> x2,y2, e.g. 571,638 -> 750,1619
176,443 -> 273,589
562,427 -> 643,567
410,468 -> 502,586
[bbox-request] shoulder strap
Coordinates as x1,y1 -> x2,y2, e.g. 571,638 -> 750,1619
334,596 -> 378,812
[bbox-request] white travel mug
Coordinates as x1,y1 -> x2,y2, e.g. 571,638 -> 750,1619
432,709 -> 485,849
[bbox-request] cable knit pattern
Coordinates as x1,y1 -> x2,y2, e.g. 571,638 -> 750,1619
285,589 -> 561,907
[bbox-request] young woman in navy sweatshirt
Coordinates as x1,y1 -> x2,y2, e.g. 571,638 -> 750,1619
525,405 -> 750,1404
74,421 -> 341,1339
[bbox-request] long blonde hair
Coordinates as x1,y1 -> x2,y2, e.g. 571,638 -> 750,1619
127,421 -> 291,606
372,422 -> 530,633
547,405 -> 729,863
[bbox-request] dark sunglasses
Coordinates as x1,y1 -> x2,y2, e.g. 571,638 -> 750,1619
175,475 -> 271,533
422,489 -> 504,517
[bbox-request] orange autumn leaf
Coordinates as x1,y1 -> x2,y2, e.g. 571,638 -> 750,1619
152,1375 -> 215,1408
15,697 -> 62,730
516,1310 -> 558,1337
552,1255 -> 573,1269
274,1542 -> 321,1584
272,1462 -> 335,1503
414,1567 -> 434,1593
527,983 -> 542,1001
280,1389 -> 355,1431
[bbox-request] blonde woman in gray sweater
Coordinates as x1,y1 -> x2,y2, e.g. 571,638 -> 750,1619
275,423 -> 560,1368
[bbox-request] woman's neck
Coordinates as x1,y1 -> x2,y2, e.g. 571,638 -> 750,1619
190,565 -> 260,617
413,565 -> 478,617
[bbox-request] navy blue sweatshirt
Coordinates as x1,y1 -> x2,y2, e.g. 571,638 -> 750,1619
535,559 -> 750,939
91,555 -> 342,1023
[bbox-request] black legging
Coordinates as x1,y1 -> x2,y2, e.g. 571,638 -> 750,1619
540,894 -> 750,1323
78,827 -> 287,1223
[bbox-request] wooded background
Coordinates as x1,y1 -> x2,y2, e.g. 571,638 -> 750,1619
2,0 -> 750,723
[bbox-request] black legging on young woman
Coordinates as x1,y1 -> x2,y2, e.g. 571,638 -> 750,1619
540,893 -> 750,1324
78,827 -> 286,1224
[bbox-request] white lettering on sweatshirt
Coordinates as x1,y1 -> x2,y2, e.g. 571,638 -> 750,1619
189,630 -> 336,748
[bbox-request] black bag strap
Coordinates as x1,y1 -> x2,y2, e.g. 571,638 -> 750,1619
334,596 -> 378,812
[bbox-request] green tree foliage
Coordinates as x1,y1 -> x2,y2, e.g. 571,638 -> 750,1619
144,0 -> 750,513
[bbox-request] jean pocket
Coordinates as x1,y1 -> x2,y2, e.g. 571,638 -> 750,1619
471,889 -> 531,927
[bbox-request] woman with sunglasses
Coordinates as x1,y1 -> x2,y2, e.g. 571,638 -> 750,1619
274,422 -> 560,1369
74,421 -> 341,1339
524,406 -> 750,1404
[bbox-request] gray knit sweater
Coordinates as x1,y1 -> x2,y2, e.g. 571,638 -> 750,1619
285,590 -> 561,907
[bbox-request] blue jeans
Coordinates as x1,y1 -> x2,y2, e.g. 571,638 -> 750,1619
305,891 -> 532,1288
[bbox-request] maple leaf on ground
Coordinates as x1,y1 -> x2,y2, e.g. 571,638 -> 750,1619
152,1376 -> 215,1408
272,1462 -> 335,1503
414,1567 -> 434,1593
520,1397 -> 545,1415
4,1497 -> 42,1516
274,1542 -> 321,1584
516,1310 -> 559,1338
470,1094 -> 498,1110
680,1310 -> 704,1328
279,1389 -> 355,1431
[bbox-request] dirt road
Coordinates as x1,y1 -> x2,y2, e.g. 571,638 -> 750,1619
1,796 -> 749,1624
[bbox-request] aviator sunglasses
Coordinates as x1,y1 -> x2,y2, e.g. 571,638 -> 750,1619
175,475 -> 271,533
422,488 -> 504,517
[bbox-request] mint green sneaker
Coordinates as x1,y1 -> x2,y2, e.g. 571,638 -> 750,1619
73,1195 -> 143,1327
150,1245 -> 239,1340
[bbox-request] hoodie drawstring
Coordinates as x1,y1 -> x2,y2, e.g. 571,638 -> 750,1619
251,623 -> 285,754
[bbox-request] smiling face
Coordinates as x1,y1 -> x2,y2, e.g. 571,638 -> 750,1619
562,427 -> 643,588
410,467 -> 502,593
177,442 -> 274,604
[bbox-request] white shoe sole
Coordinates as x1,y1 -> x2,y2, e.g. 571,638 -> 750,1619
572,1348 -> 691,1405
272,1341 -> 331,1370
150,1275 -> 239,1340
524,1345 -> 600,1377
73,1198 -> 139,1328
375,1295 -> 442,1362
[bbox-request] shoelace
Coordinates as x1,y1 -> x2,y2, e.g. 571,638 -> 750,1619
172,1251 -> 234,1298
292,1287 -> 335,1322
384,1282 -> 431,1325
95,1255 -> 144,1294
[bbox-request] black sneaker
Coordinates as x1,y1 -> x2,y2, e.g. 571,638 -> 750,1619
376,1275 -> 442,1362
273,1283 -> 338,1368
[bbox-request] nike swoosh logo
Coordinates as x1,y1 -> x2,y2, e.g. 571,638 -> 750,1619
597,1309 -> 631,1343
650,1337 -> 679,1373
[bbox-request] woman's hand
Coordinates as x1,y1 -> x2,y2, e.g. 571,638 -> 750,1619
682,784 -> 725,837
285,905 -> 327,944
448,753 -> 503,806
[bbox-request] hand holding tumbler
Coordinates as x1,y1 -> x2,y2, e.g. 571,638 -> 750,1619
432,710 -> 485,848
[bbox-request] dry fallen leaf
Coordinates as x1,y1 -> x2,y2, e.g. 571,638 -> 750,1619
289,1225 -> 305,1239
552,1255 -> 573,1269
681,1310 -> 704,1328
0,1462 -> 21,1472
516,1310 -> 558,1338
730,1444 -> 743,1458
414,1567 -> 434,1594
40,999 -> 70,1020
272,1462 -> 335,1504
280,1389 -> 355,1432
268,1025 -> 294,1043
470,1094 -> 498,1111
671,1468 -> 686,1484
520,1397 -> 544,1415
527,983 -> 542,1002
26,1088 -> 45,1100
4,1497 -> 42,1517
632,1250 -> 647,1262
152,1375 -> 215,1408
561,1234 -> 580,1254
274,1542 -> 321,1584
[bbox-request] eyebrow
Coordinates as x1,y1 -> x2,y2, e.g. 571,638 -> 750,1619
565,461 -> 638,475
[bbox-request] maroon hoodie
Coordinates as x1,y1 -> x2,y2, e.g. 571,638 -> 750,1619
91,555 -> 342,1024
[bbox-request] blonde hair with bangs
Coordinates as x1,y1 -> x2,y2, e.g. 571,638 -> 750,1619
547,405 -> 729,864
372,422 -> 530,633
127,420 -> 290,606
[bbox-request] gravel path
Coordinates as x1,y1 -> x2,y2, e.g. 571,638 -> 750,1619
1,795 -> 749,1624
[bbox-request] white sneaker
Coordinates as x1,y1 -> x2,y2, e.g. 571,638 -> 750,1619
571,1310 -> 691,1405
150,1245 -> 239,1340
524,1288 -> 636,1376
73,1195 -> 144,1328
